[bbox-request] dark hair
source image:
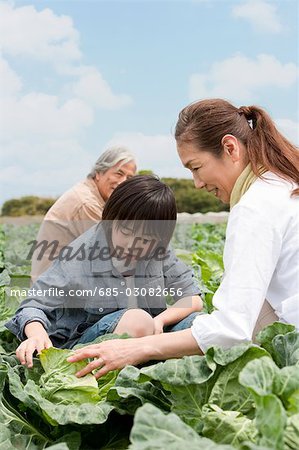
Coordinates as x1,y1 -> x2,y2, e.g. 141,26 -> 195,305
102,175 -> 177,247
175,98 -> 299,196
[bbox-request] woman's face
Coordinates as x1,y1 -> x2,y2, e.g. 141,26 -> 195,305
177,140 -> 247,204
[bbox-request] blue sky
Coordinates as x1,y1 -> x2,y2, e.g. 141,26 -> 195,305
0,0 -> 298,206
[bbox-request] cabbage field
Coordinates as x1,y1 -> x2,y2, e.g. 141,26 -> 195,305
0,223 -> 298,450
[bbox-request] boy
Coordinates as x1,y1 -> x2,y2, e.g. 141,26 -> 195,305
6,176 -> 202,367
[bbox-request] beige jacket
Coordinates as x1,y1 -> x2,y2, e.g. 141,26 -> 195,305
31,178 -> 105,281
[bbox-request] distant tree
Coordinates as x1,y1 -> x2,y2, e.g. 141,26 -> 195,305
1,196 -> 56,216
1,178 -> 229,216
138,169 -> 154,175
161,178 -> 229,214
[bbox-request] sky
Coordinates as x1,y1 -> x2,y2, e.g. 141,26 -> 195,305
0,0 -> 298,206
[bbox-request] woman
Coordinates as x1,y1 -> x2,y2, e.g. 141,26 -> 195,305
67,98 -> 298,379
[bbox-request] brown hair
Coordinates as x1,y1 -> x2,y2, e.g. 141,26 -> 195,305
175,99 -> 299,196
102,174 -> 177,248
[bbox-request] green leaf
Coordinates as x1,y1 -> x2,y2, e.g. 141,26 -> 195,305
39,347 -> 100,404
129,403 -> 234,450
208,347 -> 268,414
140,354 -> 216,386
6,365 -> 42,416
0,330 -> 20,355
207,343 -> 257,366
107,365 -> 171,415
24,379 -> 114,426
254,395 -> 287,450
271,331 -> 299,368
202,404 -> 258,446
0,424 -> 14,450
0,285 -> 24,333
239,357 -> 287,450
0,269 -> 11,286
0,383 -> 49,447
273,366 -> 299,411
284,414 -> 299,450
44,445 -> 69,450
168,381 -> 215,433
287,390 -> 299,415
139,355 -> 218,432
240,444 -> 273,450
39,347 -> 91,376
238,356 -> 279,397
50,432 -> 81,450
255,322 -> 295,356
97,368 -> 119,400
3,355 -> 114,427
79,411 -> 132,449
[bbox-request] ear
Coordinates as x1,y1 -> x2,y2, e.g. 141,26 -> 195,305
221,134 -> 241,163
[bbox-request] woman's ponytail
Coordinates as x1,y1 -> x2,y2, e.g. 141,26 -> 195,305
239,105 -> 299,196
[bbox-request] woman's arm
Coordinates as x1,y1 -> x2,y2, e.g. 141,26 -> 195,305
68,328 -> 203,379
191,201 -> 282,352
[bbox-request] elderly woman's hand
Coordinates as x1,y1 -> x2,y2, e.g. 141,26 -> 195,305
67,338 -> 151,379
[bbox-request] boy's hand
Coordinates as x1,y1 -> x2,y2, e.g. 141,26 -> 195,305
153,316 -> 164,335
16,333 -> 53,368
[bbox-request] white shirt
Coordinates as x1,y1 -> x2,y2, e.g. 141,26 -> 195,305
191,172 -> 299,352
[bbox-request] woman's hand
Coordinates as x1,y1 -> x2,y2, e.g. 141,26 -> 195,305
16,333 -> 53,368
67,338 -> 151,379
67,330 -> 202,379
153,316 -> 164,335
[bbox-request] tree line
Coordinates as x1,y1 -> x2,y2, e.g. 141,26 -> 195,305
1,178 -> 228,216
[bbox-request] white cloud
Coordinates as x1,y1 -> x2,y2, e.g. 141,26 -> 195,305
189,53 -> 298,103
0,138 -> 94,202
104,132 -> 189,178
275,118 -> 299,145
0,92 -> 93,139
232,0 -> 283,34
0,2 -> 133,205
0,54 -> 22,97
0,1 -> 81,64
72,67 -> 133,110
0,2 -> 132,110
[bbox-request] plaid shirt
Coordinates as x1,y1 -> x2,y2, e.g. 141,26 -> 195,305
6,223 -> 201,347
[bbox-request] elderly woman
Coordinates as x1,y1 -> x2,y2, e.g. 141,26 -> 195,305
67,98 -> 299,379
31,146 -> 136,280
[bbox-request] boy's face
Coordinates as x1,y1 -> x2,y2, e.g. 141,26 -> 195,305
111,223 -> 158,261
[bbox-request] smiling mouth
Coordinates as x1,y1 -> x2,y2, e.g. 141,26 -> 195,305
207,188 -> 218,196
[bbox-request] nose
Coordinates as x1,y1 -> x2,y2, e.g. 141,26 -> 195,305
193,175 -> 205,189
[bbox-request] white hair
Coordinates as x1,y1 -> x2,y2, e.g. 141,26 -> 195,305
88,146 -> 136,178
